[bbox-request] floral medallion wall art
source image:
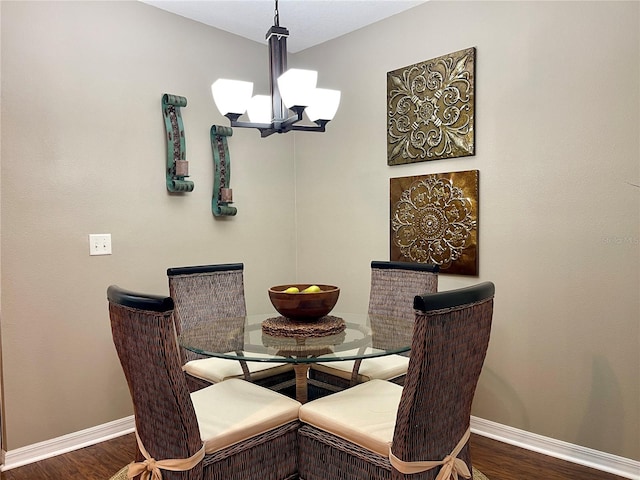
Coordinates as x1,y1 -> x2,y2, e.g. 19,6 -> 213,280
387,47 -> 475,165
390,170 -> 479,276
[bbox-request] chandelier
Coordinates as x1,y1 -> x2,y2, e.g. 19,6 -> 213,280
211,0 -> 341,138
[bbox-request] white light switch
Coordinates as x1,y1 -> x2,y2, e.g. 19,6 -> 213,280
89,234 -> 112,256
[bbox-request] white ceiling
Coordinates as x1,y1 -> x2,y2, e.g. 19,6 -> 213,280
141,0 -> 427,53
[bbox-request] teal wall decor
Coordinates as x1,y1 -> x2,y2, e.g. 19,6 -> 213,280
210,125 -> 237,216
162,93 -> 194,192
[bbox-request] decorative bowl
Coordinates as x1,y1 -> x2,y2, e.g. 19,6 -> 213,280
268,284 -> 340,320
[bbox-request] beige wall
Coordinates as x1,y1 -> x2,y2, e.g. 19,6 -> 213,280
294,0 -> 639,460
0,0 -> 298,449
1,0 -> 638,463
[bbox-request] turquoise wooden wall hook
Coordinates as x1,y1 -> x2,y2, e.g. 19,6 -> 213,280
162,93 -> 194,193
210,125 -> 237,216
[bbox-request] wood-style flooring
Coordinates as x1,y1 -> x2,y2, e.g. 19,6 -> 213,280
0,432 -> 627,480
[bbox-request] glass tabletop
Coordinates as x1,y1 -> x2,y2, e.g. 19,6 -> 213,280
178,312 -> 413,364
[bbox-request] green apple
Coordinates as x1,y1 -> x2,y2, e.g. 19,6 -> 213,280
302,285 -> 321,293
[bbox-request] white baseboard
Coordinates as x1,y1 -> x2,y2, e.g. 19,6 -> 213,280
471,416 -> 640,480
2,414 -> 638,479
2,416 -> 135,471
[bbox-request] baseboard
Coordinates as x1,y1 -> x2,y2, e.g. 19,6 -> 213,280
471,416 -> 640,480
2,414 -> 638,479
1,416 -> 135,471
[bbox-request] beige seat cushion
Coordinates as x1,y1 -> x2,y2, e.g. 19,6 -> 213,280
191,378 -> 301,454
311,349 -> 409,381
184,353 -> 294,383
299,379 -> 402,456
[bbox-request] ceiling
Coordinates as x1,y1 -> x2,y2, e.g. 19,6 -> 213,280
141,0 -> 427,53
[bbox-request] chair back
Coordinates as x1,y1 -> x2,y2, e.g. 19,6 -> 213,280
167,263 -> 247,362
391,282 -> 495,480
108,285 -> 204,479
368,261 -> 439,351
368,261 -> 439,320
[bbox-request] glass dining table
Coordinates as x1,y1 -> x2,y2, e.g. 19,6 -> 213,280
178,312 -> 414,403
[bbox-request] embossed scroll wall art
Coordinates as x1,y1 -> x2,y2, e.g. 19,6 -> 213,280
210,125 -> 237,217
162,93 -> 194,192
390,171 -> 479,276
387,47 -> 475,165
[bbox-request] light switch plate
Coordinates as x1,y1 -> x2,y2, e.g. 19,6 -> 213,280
89,234 -> 112,256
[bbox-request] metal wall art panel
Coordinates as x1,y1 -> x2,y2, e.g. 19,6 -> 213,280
387,47 -> 476,165
390,170 -> 479,276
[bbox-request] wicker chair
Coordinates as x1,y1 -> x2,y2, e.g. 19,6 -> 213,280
310,261 -> 439,390
108,285 -> 301,480
167,263 -> 295,392
298,282 -> 495,480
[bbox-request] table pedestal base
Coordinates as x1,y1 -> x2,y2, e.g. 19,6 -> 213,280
293,364 -> 311,403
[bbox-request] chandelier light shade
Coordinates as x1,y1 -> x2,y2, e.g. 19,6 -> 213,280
247,95 -> 272,124
211,0 -> 340,137
305,88 -> 341,122
211,79 -> 253,116
277,68 -> 318,108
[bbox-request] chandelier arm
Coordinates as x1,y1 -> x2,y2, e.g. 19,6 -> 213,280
290,124 -> 327,133
230,121 -> 274,130
276,108 -> 304,130
225,112 -> 330,137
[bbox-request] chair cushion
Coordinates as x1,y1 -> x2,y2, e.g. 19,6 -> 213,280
183,354 -> 294,383
299,379 -> 402,456
191,378 -> 301,454
311,350 -> 409,381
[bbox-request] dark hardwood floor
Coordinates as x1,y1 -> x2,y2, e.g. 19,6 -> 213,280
0,432 -> 627,480
470,434 -> 627,480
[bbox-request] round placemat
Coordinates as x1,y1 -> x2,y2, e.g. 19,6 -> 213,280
261,315 -> 346,338
262,330 -> 347,357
